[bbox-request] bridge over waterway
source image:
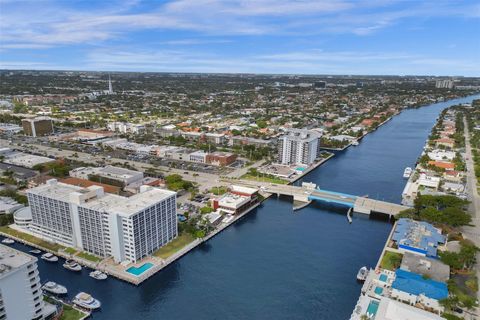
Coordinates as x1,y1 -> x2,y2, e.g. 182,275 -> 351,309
236,180 -> 410,217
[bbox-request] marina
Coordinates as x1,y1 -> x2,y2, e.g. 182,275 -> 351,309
1,94 -> 479,319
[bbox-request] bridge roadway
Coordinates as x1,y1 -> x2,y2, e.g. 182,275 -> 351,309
236,180 -> 410,217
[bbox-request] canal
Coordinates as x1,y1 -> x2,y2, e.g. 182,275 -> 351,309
6,94 -> 480,320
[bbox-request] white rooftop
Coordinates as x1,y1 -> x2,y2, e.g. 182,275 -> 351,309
27,180 -> 176,217
375,297 -> 443,320
0,244 -> 36,277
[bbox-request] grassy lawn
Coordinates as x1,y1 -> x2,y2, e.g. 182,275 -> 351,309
209,186 -> 228,195
241,174 -> 289,185
76,251 -> 102,263
0,226 -> 64,252
64,247 -> 77,255
380,251 -> 403,271
44,296 -> 87,320
154,233 -> 195,259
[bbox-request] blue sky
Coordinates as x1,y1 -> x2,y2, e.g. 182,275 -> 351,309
0,0 -> 479,75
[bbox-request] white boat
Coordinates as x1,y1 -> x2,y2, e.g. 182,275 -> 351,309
29,249 -> 42,254
351,141 -> 359,146
63,260 -> 82,272
403,167 -> 412,179
1,238 -> 14,244
73,292 -> 101,310
42,281 -> 67,295
41,253 -> 58,262
357,266 -> 368,281
89,270 -> 108,280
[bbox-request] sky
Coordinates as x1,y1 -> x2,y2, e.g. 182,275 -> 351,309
0,0 -> 479,76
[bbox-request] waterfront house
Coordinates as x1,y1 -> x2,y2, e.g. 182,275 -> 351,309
428,160 -> 455,171
391,219 -> 446,258
390,269 -> 448,313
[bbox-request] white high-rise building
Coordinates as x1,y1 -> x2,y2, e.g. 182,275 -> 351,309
435,79 -> 454,89
108,74 -> 113,94
0,245 -> 44,320
278,129 -> 321,165
27,179 -> 177,263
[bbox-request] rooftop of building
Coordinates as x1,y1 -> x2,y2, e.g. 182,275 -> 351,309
399,253 -> 450,282
0,244 -> 36,277
392,218 -> 446,257
60,177 -> 121,194
375,296 -> 443,320
28,179 -> 176,216
391,269 -> 448,300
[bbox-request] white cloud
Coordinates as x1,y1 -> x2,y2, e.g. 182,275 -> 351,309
1,0 -> 478,48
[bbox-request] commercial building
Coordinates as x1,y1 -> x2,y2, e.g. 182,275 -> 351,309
212,185 -> 259,215
21,117 -> 54,137
277,129 -> 321,165
107,122 -> 145,134
392,219 -> 446,257
27,179 -> 177,263
69,165 -> 144,186
0,123 -> 22,134
189,150 -> 208,163
206,151 -> 237,166
0,245 -> 44,320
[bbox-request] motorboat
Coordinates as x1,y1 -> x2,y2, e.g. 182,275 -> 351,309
356,266 -> 368,281
351,140 -> 359,146
73,292 -> 101,310
41,253 -> 58,262
1,238 -> 14,244
89,270 -> 108,280
403,167 -> 412,179
42,281 -> 67,295
29,249 -> 42,254
63,260 -> 82,272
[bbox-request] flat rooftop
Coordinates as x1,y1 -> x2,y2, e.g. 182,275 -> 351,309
0,244 -> 35,277
28,180 -> 176,217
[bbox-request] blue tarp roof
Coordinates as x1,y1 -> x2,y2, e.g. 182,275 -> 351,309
392,218 -> 446,257
392,269 -> 448,300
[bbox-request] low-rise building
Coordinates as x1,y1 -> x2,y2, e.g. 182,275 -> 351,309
206,151 -> 237,166
374,296 -> 444,320
390,269 -> 448,313
212,185 -> 259,215
69,165 -> 144,186
399,253 -> 450,282
189,150 -> 208,163
392,219 -> 445,257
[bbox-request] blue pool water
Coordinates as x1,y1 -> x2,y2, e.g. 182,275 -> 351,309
367,300 -> 380,316
126,263 -> 154,276
374,287 -> 383,295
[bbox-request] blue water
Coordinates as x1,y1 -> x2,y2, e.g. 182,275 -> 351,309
5,94 -> 480,320
126,263 -> 154,276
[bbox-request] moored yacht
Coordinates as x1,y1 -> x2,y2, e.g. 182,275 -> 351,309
73,292 -> 101,310
1,238 -> 14,244
403,167 -> 412,179
63,260 -> 82,272
41,253 -> 58,262
29,249 -> 42,254
42,281 -> 67,295
356,266 -> 368,281
89,270 -> 108,280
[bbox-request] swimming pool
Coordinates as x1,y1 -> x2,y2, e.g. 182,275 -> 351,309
126,263 -> 154,276
374,286 -> 383,295
379,274 -> 388,282
366,300 -> 380,317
